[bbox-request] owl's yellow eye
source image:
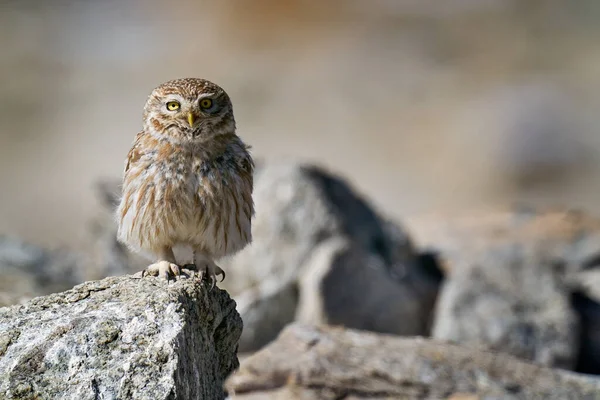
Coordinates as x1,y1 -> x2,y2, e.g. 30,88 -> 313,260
166,101 -> 180,111
199,98 -> 213,110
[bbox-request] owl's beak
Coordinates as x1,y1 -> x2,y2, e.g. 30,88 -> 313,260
187,112 -> 197,127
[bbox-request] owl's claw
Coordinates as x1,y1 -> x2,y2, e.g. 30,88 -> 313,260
192,260 -> 226,290
181,264 -> 197,279
143,261 -> 182,280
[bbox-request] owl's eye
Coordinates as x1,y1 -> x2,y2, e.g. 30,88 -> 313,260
166,101 -> 180,111
199,98 -> 213,110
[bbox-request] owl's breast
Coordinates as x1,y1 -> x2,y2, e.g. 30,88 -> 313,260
190,150 -> 254,257
195,154 -> 236,183
117,148 -> 197,250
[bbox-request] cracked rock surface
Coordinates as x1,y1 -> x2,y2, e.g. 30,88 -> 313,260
225,323 -> 600,400
0,275 -> 242,400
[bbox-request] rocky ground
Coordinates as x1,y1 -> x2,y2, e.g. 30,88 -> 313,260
2,161 -> 600,398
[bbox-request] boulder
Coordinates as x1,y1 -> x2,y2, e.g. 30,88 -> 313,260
431,243 -> 578,369
222,163 -> 441,351
0,274 -> 242,400
230,162 -> 443,349
221,162 -> 440,351
407,207 -> 600,372
225,323 -> 600,400
295,236 -> 440,338
219,162 -> 416,294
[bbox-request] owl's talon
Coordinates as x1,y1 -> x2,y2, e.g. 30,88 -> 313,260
181,264 -> 197,279
143,261 -> 182,281
195,258 -> 225,289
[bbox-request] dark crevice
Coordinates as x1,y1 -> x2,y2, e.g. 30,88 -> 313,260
91,378 -> 100,400
305,381 -> 429,398
581,254 -> 600,270
415,250 -> 445,283
302,165 -> 390,256
571,290 -> 600,374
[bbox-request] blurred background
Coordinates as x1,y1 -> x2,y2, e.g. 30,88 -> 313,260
2,0 -> 600,251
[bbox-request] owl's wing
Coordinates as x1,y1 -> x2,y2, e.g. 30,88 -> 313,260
239,148 -> 254,192
238,146 -> 255,218
124,131 -> 145,174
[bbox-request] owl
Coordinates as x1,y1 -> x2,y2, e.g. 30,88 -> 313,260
116,78 -> 254,287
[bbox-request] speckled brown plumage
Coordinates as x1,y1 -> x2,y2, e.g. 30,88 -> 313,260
116,78 -> 254,285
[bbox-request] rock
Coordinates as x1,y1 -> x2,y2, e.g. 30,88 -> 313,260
407,206 -> 600,372
225,323 -> 600,400
233,275 -> 299,353
218,161 -> 415,293
218,162 -> 441,351
296,236 -> 440,337
0,235 -> 83,307
0,274 -> 243,399
91,162 -> 442,353
431,243 -> 579,369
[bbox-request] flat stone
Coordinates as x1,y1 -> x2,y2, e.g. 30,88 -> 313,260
225,323 -> 600,399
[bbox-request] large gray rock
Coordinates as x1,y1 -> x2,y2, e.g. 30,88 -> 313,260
432,243 -> 578,369
0,275 -> 242,400
92,162 -> 442,353
219,162 -> 416,293
225,323 -> 600,400
407,207 -> 600,371
225,163 -> 440,352
295,236 -> 439,337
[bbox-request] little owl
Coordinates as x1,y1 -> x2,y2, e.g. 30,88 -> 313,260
116,78 -> 254,286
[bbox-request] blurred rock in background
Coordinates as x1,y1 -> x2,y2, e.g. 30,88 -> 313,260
225,323 -> 600,399
0,235 -> 83,307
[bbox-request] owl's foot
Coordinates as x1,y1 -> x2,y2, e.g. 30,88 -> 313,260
186,257 -> 226,289
142,261 -> 182,280
199,261 -> 225,290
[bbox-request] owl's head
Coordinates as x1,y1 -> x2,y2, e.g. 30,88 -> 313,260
143,78 -> 236,141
